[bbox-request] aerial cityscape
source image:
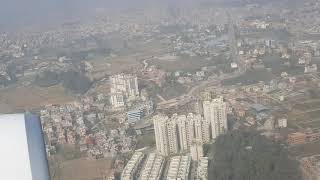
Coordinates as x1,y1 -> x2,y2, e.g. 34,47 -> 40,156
1,0 -> 320,179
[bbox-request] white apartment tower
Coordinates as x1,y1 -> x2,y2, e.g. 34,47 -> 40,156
167,115 -> 180,155
177,114 -> 191,152
190,140 -> 204,161
110,92 -> 125,108
110,73 -> 139,108
203,96 -> 228,140
153,114 -> 170,156
153,113 -> 211,156
191,113 -> 210,144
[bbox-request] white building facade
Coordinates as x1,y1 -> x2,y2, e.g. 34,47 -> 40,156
110,73 -> 139,108
203,96 -> 228,140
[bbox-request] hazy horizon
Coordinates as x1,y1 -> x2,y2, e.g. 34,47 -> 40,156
0,0 -> 244,30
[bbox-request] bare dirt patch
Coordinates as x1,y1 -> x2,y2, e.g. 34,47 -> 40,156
0,85 -> 74,113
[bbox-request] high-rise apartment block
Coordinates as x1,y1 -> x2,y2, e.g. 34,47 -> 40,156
203,96 -> 228,139
197,157 -> 209,180
140,153 -> 165,180
153,113 -> 210,156
121,152 -> 144,180
110,73 -> 139,108
153,114 -> 171,156
190,140 -> 204,161
166,155 -> 191,180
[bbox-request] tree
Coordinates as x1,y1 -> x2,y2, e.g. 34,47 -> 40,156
206,130 -> 302,180
61,70 -> 92,94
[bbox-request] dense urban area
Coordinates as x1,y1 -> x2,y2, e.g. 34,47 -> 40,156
1,0 -> 320,180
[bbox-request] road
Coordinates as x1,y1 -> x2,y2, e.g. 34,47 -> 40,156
157,72 -> 242,109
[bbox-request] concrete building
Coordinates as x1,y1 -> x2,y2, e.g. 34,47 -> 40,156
153,114 -> 170,156
110,73 -> 139,108
176,114 -> 189,151
153,113 -> 210,156
197,157 -> 209,180
140,153 -> 165,180
300,155 -> 320,180
278,118 -> 287,128
190,140 -> 204,161
121,152 -> 144,180
127,108 -> 144,123
110,92 -> 125,108
288,129 -> 320,145
167,115 -> 180,155
287,132 -> 307,145
166,155 -> 191,180
110,73 -> 139,98
203,96 -> 228,139
191,113 -> 210,144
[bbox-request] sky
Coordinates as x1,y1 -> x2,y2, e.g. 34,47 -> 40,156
0,0 -> 197,27
0,0 -> 278,30
0,0 -> 157,29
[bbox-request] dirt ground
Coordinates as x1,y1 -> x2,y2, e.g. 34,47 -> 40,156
52,158 -> 113,180
0,85 -> 74,113
150,55 -> 215,72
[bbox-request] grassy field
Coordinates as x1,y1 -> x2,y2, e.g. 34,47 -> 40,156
0,85 -> 74,113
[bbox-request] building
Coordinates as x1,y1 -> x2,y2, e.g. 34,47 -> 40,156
140,153 -> 165,180
197,157 -> 209,180
153,114 -> 170,156
167,115 -> 180,155
176,114 -> 190,152
305,64 -> 318,73
194,100 -> 204,115
153,113 -> 210,156
121,152 -> 144,180
306,128 -> 320,143
0,113 -> 50,180
110,73 -> 139,98
166,155 -> 191,180
300,155 -> 320,180
190,140 -> 204,161
127,108 -> 144,123
278,118 -> 287,128
288,129 -> 320,145
287,132 -> 307,145
203,96 -> 228,139
110,73 -> 139,108
110,92 -> 125,108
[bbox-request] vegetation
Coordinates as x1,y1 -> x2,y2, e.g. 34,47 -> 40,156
0,63 -> 17,86
206,130 -> 301,180
34,70 -> 92,94
35,70 -> 60,87
222,69 -> 274,86
61,70 -> 92,94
